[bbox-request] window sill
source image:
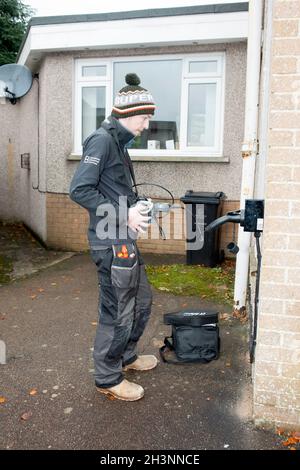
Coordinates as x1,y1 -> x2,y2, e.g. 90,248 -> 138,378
130,155 -> 230,162
67,154 -> 230,163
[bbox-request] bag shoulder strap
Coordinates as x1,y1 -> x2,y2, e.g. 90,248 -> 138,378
124,148 -> 137,189
101,119 -> 137,190
159,336 -> 184,365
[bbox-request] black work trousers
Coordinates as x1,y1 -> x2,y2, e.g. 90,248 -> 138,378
90,242 -> 152,388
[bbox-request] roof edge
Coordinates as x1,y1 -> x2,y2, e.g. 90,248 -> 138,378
17,2 -> 249,62
29,3 -> 249,26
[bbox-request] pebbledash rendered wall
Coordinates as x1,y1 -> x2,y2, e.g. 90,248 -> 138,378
44,42 -> 246,254
0,98 -> 20,221
253,0 -> 300,430
0,77 -> 46,241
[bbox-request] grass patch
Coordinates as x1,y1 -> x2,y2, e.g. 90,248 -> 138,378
0,255 -> 13,285
146,261 -> 235,305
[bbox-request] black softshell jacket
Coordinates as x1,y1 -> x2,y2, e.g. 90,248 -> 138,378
69,116 -> 138,248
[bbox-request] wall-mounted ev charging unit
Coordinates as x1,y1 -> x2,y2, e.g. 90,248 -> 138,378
205,199 -> 264,236
206,199 -> 264,363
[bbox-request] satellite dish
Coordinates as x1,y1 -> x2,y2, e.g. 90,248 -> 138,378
0,64 -> 33,104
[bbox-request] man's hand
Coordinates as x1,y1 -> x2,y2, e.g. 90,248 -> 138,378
128,201 -> 152,234
135,198 -> 153,215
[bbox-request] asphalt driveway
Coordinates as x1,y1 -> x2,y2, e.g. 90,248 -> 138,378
0,251 -> 284,450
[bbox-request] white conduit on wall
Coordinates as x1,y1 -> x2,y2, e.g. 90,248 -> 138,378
234,0 -> 264,311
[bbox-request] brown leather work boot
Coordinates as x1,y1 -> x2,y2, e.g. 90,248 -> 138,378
96,379 -> 144,401
123,355 -> 158,371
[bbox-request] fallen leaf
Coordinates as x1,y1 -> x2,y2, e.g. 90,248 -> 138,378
30,295 -> 37,300
91,322 -> 97,326
282,437 -> 298,446
21,411 -> 33,421
0,397 -> 6,404
233,307 -> 248,323
29,389 -> 38,396
226,362 -> 231,367
51,283 -> 57,286
37,288 -> 44,293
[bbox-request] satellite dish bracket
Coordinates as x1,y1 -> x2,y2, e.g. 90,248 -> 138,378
4,86 -> 17,105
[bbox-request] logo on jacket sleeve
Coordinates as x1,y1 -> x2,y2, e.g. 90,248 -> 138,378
84,155 -> 100,165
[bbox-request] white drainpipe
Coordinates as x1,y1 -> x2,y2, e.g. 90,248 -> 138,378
234,0 -> 264,311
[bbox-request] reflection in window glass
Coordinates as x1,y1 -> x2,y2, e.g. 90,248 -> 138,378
189,61 -> 218,74
82,87 -> 106,143
82,66 -> 107,77
114,60 -> 182,149
187,83 -> 216,147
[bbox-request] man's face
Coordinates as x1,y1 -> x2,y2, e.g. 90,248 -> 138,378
121,114 -> 152,136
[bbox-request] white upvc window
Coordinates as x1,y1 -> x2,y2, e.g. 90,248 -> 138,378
74,59 -> 112,154
74,53 -> 225,158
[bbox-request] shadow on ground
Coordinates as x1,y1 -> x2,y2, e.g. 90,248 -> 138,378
0,222 -> 74,286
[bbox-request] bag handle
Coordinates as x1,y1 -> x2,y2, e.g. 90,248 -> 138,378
159,336 -> 185,365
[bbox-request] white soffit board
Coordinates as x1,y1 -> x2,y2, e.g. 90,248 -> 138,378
18,11 -> 248,67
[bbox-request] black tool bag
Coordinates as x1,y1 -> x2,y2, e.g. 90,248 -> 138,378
160,309 -> 220,364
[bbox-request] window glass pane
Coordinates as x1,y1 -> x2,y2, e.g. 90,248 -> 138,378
82,86 -> 106,143
82,65 -> 107,77
114,60 -> 182,150
189,61 -> 217,74
187,83 -> 216,147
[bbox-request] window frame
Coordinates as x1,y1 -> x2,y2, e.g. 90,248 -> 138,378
74,59 -> 112,153
73,52 -> 225,158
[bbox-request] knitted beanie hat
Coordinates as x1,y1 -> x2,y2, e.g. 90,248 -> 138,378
112,73 -> 156,119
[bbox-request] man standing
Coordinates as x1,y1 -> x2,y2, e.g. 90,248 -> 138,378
70,74 -> 157,401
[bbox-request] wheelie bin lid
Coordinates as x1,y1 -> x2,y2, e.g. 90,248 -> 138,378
180,190 -> 226,204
